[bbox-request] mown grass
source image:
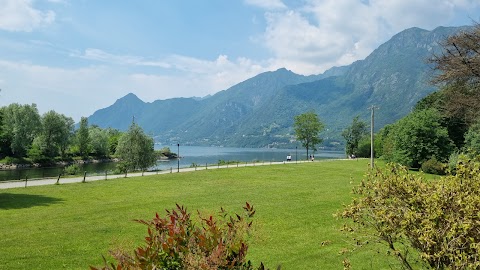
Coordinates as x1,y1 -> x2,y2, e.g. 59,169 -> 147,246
0,159 -> 399,269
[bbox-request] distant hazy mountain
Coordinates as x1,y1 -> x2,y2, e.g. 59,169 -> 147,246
88,26 -> 467,149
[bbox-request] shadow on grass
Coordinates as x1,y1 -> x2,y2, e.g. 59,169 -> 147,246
0,193 -> 63,210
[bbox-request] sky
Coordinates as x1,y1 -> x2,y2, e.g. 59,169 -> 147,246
0,0 -> 479,121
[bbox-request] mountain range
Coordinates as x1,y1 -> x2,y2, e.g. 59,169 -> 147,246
88,26 -> 467,149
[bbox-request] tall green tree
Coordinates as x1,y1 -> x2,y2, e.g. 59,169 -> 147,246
77,117 -> 90,158
115,122 -> 156,172
293,111 -> 325,159
463,119 -> 480,155
0,107 -> 12,157
38,110 -> 74,158
2,103 -> 41,157
89,126 -> 109,158
383,108 -> 455,168
106,128 -> 122,156
342,116 -> 368,157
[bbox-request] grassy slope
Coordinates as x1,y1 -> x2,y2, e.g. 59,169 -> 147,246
0,160 -> 398,269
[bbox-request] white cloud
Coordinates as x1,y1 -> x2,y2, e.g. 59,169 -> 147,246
0,52 -> 271,120
0,0 -> 55,32
72,49 -> 171,68
244,0 -> 287,10
126,54 -> 270,101
2,0 -> 480,121
258,0 -> 480,74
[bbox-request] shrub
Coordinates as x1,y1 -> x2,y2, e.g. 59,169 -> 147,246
420,156 -> 446,175
91,203 -> 275,270
64,164 -> 81,175
355,136 -> 371,158
218,160 -> 241,166
113,161 -> 129,175
447,151 -> 460,174
341,157 -> 480,269
3,156 -> 15,165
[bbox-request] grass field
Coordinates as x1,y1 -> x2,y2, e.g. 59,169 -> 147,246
0,159 -> 399,269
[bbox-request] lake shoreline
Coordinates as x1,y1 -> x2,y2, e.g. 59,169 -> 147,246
0,158 -> 119,170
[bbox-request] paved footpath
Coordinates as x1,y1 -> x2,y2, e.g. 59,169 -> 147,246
0,160 -> 325,189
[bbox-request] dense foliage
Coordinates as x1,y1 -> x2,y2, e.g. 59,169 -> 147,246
341,157 -> 480,269
293,111 -> 324,159
91,203 -> 274,270
463,119 -> 480,155
342,116 -> 368,157
0,104 -> 124,164
380,108 -> 454,168
115,122 -> 156,172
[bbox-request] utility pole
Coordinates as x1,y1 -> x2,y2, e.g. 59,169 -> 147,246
369,106 -> 379,168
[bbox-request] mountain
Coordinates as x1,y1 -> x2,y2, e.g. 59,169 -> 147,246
88,26 -> 467,149
89,93 -> 145,131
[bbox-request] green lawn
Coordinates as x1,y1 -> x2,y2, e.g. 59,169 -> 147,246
0,159 -> 398,269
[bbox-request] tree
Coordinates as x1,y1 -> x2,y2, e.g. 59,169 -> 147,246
428,24 -> 480,127
2,103 -> 41,157
115,122 -> 156,172
430,23 -> 480,87
77,117 -> 90,158
105,128 -> 122,156
342,116 -> 368,157
38,110 -> 74,158
463,119 -> 480,155
293,111 -> 324,159
89,127 -> 109,158
341,157 -> 480,269
0,107 -> 12,157
383,109 -> 454,168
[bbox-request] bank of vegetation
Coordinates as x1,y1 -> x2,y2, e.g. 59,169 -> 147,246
0,110 -> 175,170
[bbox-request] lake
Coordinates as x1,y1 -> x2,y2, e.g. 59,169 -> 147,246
0,146 -> 345,181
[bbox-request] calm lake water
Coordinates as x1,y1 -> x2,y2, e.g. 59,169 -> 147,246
0,146 -> 344,182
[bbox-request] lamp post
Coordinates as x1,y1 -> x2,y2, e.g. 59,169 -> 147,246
369,105 -> 378,168
295,146 -> 298,164
177,143 -> 180,173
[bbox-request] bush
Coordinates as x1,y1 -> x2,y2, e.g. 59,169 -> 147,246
355,136 -> 371,158
447,151 -> 460,174
2,156 -> 29,165
64,164 -> 81,175
91,203 -> 275,270
113,161 -> 129,175
218,160 -> 241,166
3,156 -> 15,165
341,157 -> 480,269
421,156 -> 446,175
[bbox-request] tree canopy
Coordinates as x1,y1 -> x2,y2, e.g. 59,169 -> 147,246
381,108 -> 454,168
342,116 -> 368,157
430,24 -> 480,87
293,111 -> 324,159
2,103 -> 41,157
427,24 -> 480,128
115,122 -> 156,172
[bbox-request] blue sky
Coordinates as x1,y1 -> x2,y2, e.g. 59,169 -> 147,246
0,0 -> 479,121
